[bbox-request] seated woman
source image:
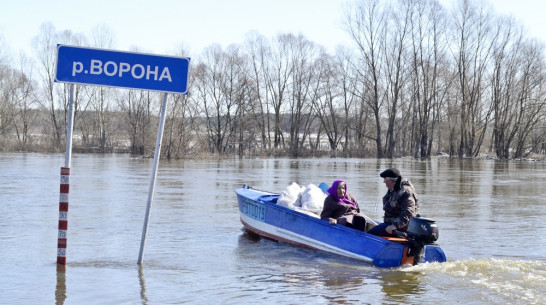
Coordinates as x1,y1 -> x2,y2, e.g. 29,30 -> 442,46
320,180 -> 367,231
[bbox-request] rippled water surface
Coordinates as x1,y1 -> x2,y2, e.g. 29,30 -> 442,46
0,153 -> 544,304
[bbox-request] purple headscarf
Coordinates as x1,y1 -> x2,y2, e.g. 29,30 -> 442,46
327,179 -> 357,206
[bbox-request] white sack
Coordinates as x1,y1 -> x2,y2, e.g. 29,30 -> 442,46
300,183 -> 327,215
276,182 -> 302,209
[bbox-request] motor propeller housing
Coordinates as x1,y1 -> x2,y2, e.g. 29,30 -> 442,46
406,217 -> 439,244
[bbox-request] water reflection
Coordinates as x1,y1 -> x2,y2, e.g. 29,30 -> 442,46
239,230 -> 438,303
55,264 -> 66,305
236,230 -> 426,304
138,265 -> 149,305
379,269 -> 423,303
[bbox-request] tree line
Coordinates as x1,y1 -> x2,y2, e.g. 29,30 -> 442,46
0,0 -> 544,159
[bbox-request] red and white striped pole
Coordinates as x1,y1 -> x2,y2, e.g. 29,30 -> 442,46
57,167 -> 70,264
57,83 -> 75,265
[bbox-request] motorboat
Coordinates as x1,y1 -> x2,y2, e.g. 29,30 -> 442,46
235,184 -> 446,268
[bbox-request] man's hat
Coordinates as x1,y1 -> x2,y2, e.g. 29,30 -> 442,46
380,168 -> 401,178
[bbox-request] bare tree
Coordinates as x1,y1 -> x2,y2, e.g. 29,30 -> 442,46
311,52 -> 343,154
32,22 -> 62,149
267,34 -> 295,152
407,0 -> 450,158
382,0 -> 412,158
0,66 -> 16,144
334,46 -> 364,155
244,32 -> 273,152
489,15 -> 546,159
451,0 -> 495,158
118,90 -> 158,155
285,34 -> 320,157
344,0 -> 388,158
11,53 -> 39,150
192,44 -> 249,155
311,47 -> 363,156
163,45 -> 196,159
490,16 -> 523,159
221,45 -> 251,156
87,24 -> 116,152
32,22 -> 86,151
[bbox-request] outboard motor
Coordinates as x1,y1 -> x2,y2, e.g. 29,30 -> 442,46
406,217 -> 439,244
397,217 -> 439,265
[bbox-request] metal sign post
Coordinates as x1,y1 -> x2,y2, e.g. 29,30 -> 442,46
55,45 -> 190,265
137,93 -> 169,265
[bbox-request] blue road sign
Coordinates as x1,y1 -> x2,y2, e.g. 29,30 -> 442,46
55,45 -> 190,94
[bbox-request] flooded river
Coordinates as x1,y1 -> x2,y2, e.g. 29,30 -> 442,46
0,153 -> 544,304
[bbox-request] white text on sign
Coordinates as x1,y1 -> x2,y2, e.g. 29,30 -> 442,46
72,60 -> 173,82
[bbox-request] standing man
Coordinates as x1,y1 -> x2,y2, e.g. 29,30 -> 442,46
367,168 -> 419,237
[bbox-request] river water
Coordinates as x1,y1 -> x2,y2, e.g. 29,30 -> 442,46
0,153 -> 544,304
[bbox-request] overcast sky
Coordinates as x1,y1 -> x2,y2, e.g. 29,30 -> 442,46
0,0 -> 350,56
1,0 -> 546,58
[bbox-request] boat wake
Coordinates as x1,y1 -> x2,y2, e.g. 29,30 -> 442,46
405,258 -> 546,304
